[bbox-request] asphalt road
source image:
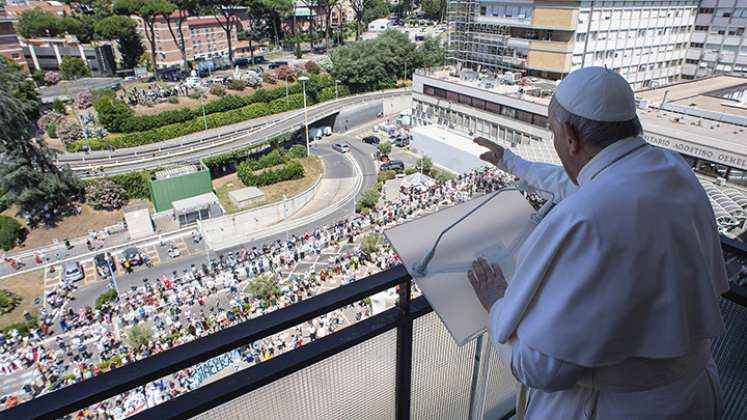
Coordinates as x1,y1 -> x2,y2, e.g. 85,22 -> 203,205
69,136 -> 372,312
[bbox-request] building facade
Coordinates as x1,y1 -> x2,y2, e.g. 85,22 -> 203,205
22,36 -> 115,76
0,7 -> 26,68
683,0 -> 747,78
448,0 -> 698,89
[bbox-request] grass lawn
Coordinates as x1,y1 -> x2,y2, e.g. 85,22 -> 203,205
3,199 -> 152,251
0,269 -> 44,328
214,156 -> 323,213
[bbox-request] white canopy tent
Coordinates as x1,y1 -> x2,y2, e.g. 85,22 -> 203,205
401,172 -> 435,190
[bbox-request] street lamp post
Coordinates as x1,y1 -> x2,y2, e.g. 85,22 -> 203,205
298,76 -> 310,156
334,79 -> 341,100
285,74 -> 289,100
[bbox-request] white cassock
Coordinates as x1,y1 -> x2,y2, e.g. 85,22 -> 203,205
488,135 -> 729,419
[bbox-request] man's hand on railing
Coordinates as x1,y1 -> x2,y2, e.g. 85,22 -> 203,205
474,137 -> 505,167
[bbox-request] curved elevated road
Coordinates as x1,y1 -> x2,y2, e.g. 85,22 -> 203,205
62,89 -> 411,177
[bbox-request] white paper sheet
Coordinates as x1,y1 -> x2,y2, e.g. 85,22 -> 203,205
385,190 -> 536,346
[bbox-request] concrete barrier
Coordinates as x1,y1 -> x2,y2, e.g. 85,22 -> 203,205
201,176 -> 323,250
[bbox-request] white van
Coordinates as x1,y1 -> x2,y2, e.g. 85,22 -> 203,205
322,126 -> 332,136
309,127 -> 323,140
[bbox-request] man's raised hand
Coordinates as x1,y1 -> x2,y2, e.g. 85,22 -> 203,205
468,257 -> 508,311
473,137 -> 504,167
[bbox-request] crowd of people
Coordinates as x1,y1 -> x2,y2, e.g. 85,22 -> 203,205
0,166 -> 515,417
122,83 -> 193,107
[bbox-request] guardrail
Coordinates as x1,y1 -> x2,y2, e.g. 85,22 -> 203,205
62,89 -> 411,176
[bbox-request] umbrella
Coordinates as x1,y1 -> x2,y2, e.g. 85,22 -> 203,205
401,172 -> 435,190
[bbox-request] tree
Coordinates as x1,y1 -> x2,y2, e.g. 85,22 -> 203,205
421,0 -> 447,22
95,15 -> 144,69
0,216 -> 22,251
246,273 -> 280,305
349,0 -> 372,41
416,37 -> 445,69
0,64 -> 83,226
125,323 -> 153,351
114,0 -> 176,80
377,142 -> 391,156
85,178 -> 128,210
162,0 -> 197,70
16,10 -> 63,38
362,0 -> 389,26
360,232 -> 383,255
297,0 -> 320,50
416,156 -> 433,173
59,56 -> 91,80
319,0 -> 339,51
255,0 -> 293,47
199,0 -> 245,63
0,58 -> 41,120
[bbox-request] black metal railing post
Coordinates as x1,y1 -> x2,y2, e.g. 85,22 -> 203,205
395,280 -> 413,420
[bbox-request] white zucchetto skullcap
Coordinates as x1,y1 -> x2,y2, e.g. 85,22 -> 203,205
553,67 -> 637,122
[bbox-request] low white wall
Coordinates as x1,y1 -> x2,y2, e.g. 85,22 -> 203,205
201,176 -> 322,249
411,128 -> 486,174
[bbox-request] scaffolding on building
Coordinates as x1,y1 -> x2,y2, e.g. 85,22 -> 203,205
447,0 -> 526,75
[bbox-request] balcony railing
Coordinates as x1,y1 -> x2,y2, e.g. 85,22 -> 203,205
2,239 -> 747,420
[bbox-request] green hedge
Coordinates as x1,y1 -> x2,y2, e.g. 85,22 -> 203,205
1,316 -> 38,336
238,159 -> 305,187
0,215 -> 22,251
242,149 -> 288,171
269,93 -> 307,114
83,170 -> 152,199
70,103 -> 271,151
318,85 -> 350,102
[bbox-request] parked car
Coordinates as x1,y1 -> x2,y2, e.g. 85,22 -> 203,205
268,61 -> 289,69
251,55 -> 266,64
309,127 -> 324,140
322,126 -> 332,136
62,261 -> 84,282
332,143 -> 350,153
122,247 -> 143,266
362,135 -> 380,145
94,252 -> 116,278
380,160 -> 405,173
233,57 -> 250,67
394,136 -> 410,147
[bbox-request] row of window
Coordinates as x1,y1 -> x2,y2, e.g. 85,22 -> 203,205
478,4 -> 532,20
695,26 -> 747,36
698,8 -> 747,18
576,28 -> 690,43
422,85 -> 549,129
578,7 -> 691,24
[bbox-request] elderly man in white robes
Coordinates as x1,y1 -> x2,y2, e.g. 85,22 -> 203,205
468,67 -> 729,419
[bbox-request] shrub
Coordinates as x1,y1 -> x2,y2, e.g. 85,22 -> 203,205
0,316 -> 38,336
96,170 -> 152,199
0,216 -> 21,251
85,178 -> 128,210
238,159 -> 304,186
262,72 -> 277,84
318,85 -> 350,102
304,60 -> 321,74
404,167 -> 417,175
269,93 -> 305,114
378,142 -> 392,156
276,65 -> 295,82
38,111 -> 65,131
43,71 -> 61,85
52,98 -> 66,115
74,91 -> 92,109
167,96 -> 179,104
432,169 -> 454,184
0,289 -> 22,315
69,103 -> 272,150
287,144 -> 307,158
360,233 -> 383,255
202,134 -> 287,169
55,119 -> 83,144
416,156 -> 433,173
47,123 -> 58,138
31,69 -> 45,83
227,79 -> 247,91
356,188 -> 380,212
209,83 -> 226,97
246,273 -> 280,305
188,90 -> 204,100
243,149 -> 288,171
94,96 -> 134,132
59,56 -> 90,80
125,323 -> 152,351
95,288 -> 118,309
377,170 -> 396,183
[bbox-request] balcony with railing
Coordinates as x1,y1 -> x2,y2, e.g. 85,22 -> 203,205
1,239 -> 746,420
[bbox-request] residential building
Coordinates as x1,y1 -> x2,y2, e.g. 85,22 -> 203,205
683,0 -> 747,78
22,35 -> 115,75
448,0 -> 698,89
3,0 -> 72,18
0,6 -> 26,68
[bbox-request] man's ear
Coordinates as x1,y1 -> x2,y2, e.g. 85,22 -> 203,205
563,121 -> 582,156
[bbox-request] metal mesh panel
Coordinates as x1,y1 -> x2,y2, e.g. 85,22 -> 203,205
483,338 -> 518,420
194,329 -> 397,420
712,297 -> 747,420
410,312 -> 477,420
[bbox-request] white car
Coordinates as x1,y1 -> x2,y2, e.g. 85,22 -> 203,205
332,143 -> 350,153
322,126 -> 333,136
62,261 -> 84,282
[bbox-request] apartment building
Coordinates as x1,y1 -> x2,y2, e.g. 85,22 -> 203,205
683,0 -> 747,78
448,0 -> 698,89
3,0 -> 72,17
0,6 -> 26,68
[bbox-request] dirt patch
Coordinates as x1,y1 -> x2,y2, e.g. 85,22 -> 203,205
214,156 -> 323,214
4,200 -> 152,251
0,269 -> 44,328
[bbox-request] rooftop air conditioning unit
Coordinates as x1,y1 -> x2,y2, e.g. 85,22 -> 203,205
716,177 -> 727,186
504,71 -> 517,84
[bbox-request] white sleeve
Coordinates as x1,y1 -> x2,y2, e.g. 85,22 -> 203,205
499,149 -> 578,202
489,299 -> 585,392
